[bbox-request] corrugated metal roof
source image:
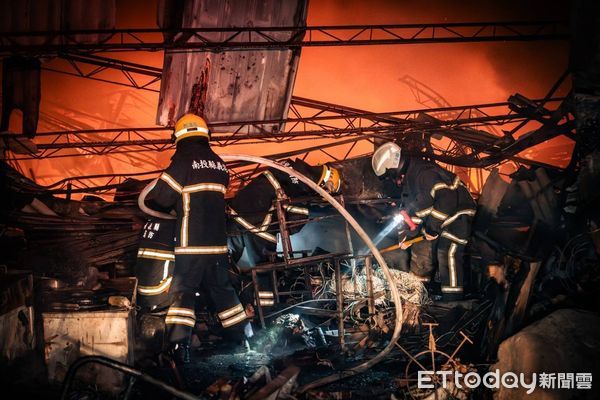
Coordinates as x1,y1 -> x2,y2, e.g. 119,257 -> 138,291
156,0 -> 308,133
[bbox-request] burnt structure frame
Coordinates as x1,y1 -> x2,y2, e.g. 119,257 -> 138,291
1,20 -> 568,55
0,19 -> 574,195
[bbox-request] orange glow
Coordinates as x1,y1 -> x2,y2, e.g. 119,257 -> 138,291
3,0 -> 572,196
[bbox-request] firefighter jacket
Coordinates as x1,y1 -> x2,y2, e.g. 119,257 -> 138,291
227,158 -> 312,245
401,158 -> 476,239
144,137 -> 229,255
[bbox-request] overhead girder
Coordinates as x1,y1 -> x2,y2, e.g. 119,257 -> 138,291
41,52 -> 163,91
1,97 -> 565,162
402,119 -> 575,168
28,53 -> 571,173
0,21 -> 569,56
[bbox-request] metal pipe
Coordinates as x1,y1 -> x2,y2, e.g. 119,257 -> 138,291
263,299 -> 337,319
335,258 -> 346,351
252,269 -> 266,329
272,270 -> 280,303
274,189 -> 293,264
365,256 -> 376,316
220,154 -> 403,392
60,355 -> 200,400
338,194 -> 358,295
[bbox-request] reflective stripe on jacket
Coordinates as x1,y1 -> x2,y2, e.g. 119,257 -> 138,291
144,137 -> 229,253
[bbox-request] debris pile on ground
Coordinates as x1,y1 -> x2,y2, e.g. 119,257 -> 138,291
325,267 -> 431,307
316,263 -> 430,332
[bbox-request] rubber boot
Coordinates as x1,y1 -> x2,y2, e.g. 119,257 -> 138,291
168,340 -> 191,364
221,321 -> 254,353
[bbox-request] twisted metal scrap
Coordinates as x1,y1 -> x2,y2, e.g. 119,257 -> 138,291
328,268 -> 431,306
218,154 -> 403,393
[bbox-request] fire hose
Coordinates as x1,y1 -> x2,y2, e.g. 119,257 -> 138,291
219,154 -> 403,393
138,178 -> 176,220
137,154 -> 404,391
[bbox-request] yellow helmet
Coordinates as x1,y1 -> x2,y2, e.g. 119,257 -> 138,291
317,164 -> 342,194
173,113 -> 209,143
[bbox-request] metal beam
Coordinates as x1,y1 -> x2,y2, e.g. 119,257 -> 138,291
0,21 -> 568,55
41,52 -> 162,92
26,130 -> 566,196
2,98 -> 565,161
2,93 -> 572,199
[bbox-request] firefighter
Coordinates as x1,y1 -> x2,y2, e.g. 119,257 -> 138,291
227,158 -> 342,312
372,142 -> 476,300
140,113 -> 250,363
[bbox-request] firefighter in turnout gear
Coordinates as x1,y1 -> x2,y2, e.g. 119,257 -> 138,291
227,158 -> 341,313
372,142 -> 476,300
141,113 -> 250,363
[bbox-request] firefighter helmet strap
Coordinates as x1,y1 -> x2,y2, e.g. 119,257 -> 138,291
317,165 -> 331,186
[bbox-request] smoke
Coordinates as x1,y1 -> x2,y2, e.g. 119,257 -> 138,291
296,0 -> 571,108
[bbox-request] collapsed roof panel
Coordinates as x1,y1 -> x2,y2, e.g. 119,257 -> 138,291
156,0 -> 308,132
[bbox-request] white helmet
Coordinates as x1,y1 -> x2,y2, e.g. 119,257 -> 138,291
371,142 -> 402,176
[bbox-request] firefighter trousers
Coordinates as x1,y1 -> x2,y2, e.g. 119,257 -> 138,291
437,215 -> 471,298
228,230 -> 277,309
165,254 -> 248,344
408,217 -> 471,297
437,237 -> 465,297
409,239 -> 435,281
407,237 -> 466,297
